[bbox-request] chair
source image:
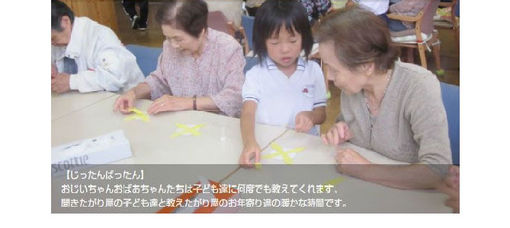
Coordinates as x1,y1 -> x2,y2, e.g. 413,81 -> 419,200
244,56 -> 259,74
388,0 -> 443,74
125,44 -> 162,77
434,0 -> 459,51
440,82 -> 459,165
207,11 -> 237,37
240,15 -> 255,56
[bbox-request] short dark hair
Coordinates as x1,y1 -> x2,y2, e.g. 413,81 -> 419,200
253,0 -> 314,63
155,0 -> 208,38
51,0 -> 75,31
314,6 -> 399,73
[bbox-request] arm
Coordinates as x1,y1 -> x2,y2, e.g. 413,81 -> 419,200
239,66 -> 262,167
239,101 -> 261,167
241,101 -> 258,148
336,74 -> 452,190
146,95 -> 222,115
113,82 -> 151,113
131,82 -> 152,99
295,106 -> 326,133
295,61 -> 328,132
210,40 -> 246,117
336,155 -> 443,190
70,45 -> 143,93
311,106 -> 326,124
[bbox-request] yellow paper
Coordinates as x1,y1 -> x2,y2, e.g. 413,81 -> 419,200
261,143 -> 304,165
124,108 -> 150,122
170,123 -> 205,138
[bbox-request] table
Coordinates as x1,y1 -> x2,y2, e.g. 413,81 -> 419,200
51,92 -> 452,213
52,94 -> 287,164
221,130 -> 451,212
51,91 -> 116,120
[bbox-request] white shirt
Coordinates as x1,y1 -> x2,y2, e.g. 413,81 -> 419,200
242,57 -> 327,135
354,0 -> 389,15
51,17 -> 144,93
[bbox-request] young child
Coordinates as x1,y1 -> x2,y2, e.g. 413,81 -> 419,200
239,0 -> 327,167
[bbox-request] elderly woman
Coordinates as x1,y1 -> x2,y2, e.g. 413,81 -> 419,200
114,0 -> 245,117
317,6 -> 452,189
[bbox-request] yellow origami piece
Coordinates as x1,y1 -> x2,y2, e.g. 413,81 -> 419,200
321,177 -> 345,192
170,123 -> 205,138
124,108 -> 150,122
261,143 -> 304,165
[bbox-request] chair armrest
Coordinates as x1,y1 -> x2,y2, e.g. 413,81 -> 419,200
387,12 -> 423,22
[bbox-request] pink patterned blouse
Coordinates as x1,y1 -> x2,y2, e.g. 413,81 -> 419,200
145,28 -> 245,117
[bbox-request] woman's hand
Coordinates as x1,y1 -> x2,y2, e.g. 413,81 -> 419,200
295,111 -> 314,133
336,148 -> 371,165
335,148 -> 372,176
147,95 -> 192,115
239,141 -> 261,168
436,165 -> 460,212
113,90 -> 137,114
321,121 -> 353,145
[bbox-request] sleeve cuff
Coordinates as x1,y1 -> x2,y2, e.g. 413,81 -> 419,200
242,97 -> 259,103
313,101 -> 327,108
69,74 -> 79,90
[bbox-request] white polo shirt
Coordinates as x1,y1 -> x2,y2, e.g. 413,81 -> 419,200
242,57 -> 327,135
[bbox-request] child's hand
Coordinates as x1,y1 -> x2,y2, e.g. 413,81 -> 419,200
295,111 -> 314,133
239,142 -> 261,168
321,121 -> 353,145
114,90 -> 136,114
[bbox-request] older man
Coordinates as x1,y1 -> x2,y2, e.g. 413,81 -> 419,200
51,0 -> 144,93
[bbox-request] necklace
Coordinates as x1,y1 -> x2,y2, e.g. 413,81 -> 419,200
362,70 -> 393,128
363,70 -> 392,148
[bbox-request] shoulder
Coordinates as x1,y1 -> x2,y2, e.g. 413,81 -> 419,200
79,17 -> 121,44
207,28 -> 242,54
393,61 -> 440,93
304,59 -> 321,69
304,59 -> 322,74
301,59 -> 324,81
245,61 -> 267,79
391,62 -> 442,111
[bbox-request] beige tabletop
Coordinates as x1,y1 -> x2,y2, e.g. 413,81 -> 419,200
51,91 -> 116,120
52,94 -> 287,164
222,129 -> 452,213
51,92 -> 451,213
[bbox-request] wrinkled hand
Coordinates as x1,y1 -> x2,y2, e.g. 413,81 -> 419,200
51,73 -> 70,93
295,111 -> 314,133
147,95 -> 192,115
51,64 -> 58,79
113,90 -> 137,114
335,148 -> 371,175
321,121 -> 353,145
239,142 -> 261,168
436,165 -> 459,212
